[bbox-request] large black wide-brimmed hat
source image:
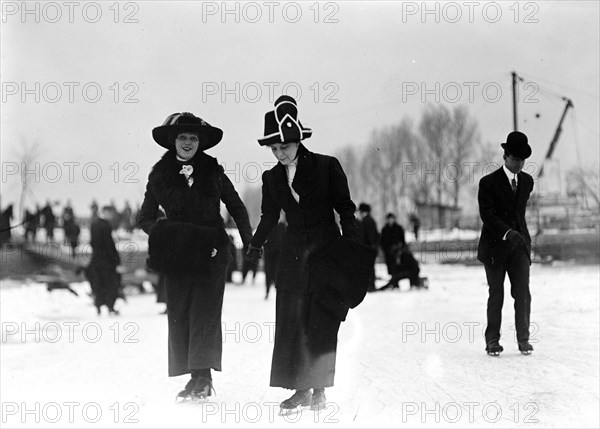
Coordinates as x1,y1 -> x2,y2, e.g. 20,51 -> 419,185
501,131 -> 532,160
257,95 -> 312,146
152,112 -> 223,150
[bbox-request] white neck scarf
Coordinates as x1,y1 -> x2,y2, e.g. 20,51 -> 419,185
285,160 -> 299,202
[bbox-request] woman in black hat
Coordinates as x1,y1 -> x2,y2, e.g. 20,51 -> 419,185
138,112 -> 252,401
246,96 -> 358,412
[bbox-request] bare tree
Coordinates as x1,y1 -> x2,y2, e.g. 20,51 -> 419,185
390,118 -> 430,210
15,137 -> 41,223
419,105 -> 452,225
335,145 -> 361,203
448,106 -> 480,207
567,166 -> 600,210
360,130 -> 390,218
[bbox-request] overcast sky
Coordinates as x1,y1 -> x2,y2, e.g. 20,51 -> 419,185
1,1 -> 598,215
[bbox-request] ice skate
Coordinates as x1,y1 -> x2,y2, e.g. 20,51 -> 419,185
486,340 -> 503,356
518,341 -> 534,355
311,388 -> 327,411
188,376 -> 214,402
279,389 -> 312,415
175,376 -> 197,404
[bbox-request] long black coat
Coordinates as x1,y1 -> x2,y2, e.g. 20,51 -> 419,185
250,143 -> 357,390
250,143 -> 357,294
358,215 -> 378,251
477,167 -> 534,265
88,217 -> 120,309
381,222 -> 406,274
381,223 -> 406,254
138,150 -> 252,376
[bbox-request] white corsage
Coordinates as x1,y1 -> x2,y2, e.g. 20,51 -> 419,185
179,165 -> 194,188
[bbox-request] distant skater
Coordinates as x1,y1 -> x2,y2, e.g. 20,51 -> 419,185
356,203 -> 378,292
87,206 -> 121,316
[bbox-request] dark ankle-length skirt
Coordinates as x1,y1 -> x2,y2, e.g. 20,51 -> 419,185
270,290 -> 341,390
165,265 -> 226,377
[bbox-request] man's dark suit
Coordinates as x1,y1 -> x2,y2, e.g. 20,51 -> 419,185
358,214 -> 378,291
477,167 -> 534,344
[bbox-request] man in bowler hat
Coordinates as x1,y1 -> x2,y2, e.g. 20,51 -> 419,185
357,203 -> 378,292
477,131 -> 535,356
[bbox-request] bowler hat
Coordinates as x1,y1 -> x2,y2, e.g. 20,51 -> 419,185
501,131 -> 532,160
358,203 -> 371,213
152,112 -> 223,150
257,95 -> 312,146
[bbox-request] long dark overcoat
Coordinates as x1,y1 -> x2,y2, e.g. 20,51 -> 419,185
88,217 -> 120,309
138,150 -> 252,376
250,143 -> 357,390
381,222 -> 406,274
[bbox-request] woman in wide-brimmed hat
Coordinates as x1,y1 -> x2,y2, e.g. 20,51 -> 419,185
138,112 -> 252,402
246,96 -> 361,412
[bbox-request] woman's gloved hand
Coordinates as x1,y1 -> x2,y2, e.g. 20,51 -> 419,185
245,244 -> 263,264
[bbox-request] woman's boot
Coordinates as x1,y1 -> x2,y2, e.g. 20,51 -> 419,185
280,389 -> 312,413
311,388 -> 327,411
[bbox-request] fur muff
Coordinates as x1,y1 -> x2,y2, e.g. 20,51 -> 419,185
147,219 -> 218,276
328,236 -> 377,309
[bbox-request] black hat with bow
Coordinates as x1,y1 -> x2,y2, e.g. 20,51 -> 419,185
257,95 -> 312,146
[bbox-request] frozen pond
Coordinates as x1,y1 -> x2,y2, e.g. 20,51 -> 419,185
1,262 -> 599,428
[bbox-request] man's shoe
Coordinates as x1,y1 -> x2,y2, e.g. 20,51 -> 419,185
486,340 -> 504,356
518,341 -> 534,355
280,389 -> 312,412
311,388 -> 327,411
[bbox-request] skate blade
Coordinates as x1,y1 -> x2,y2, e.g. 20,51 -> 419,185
310,403 -> 327,412
520,350 -> 532,355
487,351 -> 501,356
175,394 -> 210,404
278,405 -> 311,416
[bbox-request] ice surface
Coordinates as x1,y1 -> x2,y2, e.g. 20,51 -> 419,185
1,263 -> 598,428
